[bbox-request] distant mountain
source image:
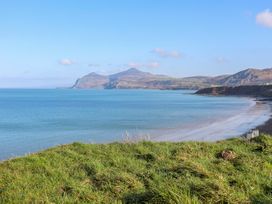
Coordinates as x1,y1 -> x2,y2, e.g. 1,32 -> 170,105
72,68 -> 272,90
104,68 -> 166,89
73,72 -> 109,89
217,68 -> 272,86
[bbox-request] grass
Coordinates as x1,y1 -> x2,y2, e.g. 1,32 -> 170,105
0,135 -> 271,203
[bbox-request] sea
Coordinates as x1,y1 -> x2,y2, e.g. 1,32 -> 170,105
0,89 -> 269,160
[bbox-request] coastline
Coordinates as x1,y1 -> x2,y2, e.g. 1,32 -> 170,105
152,97 -> 271,142
256,100 -> 272,134
0,89 -> 271,161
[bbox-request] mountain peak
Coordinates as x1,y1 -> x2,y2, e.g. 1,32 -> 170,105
124,68 -> 142,73
86,72 -> 103,77
128,67 -> 139,71
72,72 -> 109,89
109,68 -> 151,79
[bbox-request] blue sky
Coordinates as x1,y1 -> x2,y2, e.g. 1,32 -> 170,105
0,0 -> 271,87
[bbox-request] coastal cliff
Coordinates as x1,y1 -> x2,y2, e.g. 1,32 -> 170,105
195,85 -> 272,97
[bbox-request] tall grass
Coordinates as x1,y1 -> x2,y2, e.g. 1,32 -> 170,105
0,135 -> 271,203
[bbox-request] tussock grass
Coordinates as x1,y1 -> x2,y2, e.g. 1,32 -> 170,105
0,135 -> 271,203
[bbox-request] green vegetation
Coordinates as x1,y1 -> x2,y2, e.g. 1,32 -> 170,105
0,135 -> 271,203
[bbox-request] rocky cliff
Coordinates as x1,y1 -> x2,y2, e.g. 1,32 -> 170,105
195,85 -> 272,97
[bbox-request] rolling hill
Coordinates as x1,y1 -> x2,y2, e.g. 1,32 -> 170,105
73,68 -> 272,90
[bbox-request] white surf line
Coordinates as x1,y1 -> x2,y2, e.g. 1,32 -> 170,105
153,99 -> 271,142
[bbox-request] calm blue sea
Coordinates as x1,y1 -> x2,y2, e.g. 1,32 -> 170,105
0,89 -> 253,160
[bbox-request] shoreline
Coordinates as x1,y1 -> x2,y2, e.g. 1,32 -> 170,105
256,99 -> 272,134
152,97 -> 271,142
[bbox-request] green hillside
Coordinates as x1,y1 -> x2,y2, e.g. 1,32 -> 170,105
0,135 -> 271,203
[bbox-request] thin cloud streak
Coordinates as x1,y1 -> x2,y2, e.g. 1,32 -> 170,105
215,57 -> 229,64
152,48 -> 182,59
126,61 -> 160,69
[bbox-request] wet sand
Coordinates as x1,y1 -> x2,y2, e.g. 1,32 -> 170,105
153,99 -> 271,142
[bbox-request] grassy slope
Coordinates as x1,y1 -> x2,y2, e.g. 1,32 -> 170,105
0,136 -> 271,203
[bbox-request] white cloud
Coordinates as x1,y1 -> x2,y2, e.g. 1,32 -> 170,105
88,63 -> 100,67
152,48 -> 182,59
215,57 -> 229,64
59,59 -> 75,65
256,9 -> 272,28
127,62 -> 142,68
147,61 -> 160,68
126,61 -> 160,69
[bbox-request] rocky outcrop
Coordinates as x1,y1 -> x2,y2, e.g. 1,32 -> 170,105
220,150 -> 236,161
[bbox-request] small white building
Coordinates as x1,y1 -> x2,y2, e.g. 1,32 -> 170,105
245,129 -> 259,140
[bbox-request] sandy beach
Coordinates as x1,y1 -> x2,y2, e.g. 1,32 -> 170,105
153,99 -> 271,142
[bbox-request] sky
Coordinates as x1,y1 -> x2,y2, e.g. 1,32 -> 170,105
0,0 -> 271,88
